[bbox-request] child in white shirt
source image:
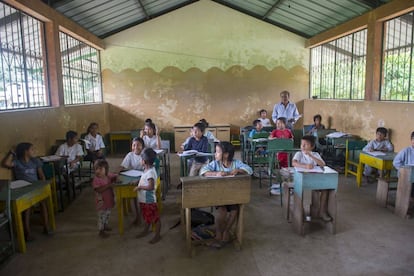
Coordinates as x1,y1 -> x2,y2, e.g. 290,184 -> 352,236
293,135 -> 331,222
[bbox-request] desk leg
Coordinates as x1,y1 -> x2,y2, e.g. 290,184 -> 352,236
395,169 -> 412,219
185,208 -> 192,256
356,162 -> 363,187
51,179 -> 58,213
12,201 -> 26,253
117,191 -> 124,235
327,190 -> 336,234
235,205 -> 244,250
376,178 -> 389,207
292,193 -> 304,236
46,189 -> 56,231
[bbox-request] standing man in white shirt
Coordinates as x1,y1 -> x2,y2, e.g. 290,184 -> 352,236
272,90 -> 300,130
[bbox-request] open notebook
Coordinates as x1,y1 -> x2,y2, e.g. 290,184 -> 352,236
120,170 -> 143,177
10,180 -> 32,189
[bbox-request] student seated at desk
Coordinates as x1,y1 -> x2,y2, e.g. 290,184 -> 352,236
183,122 -> 210,176
269,117 -> 293,168
393,131 -> 414,197
249,119 -> 267,155
292,135 -> 331,222
306,114 -> 325,136
55,130 -> 84,173
200,142 -> 252,248
199,119 -> 219,142
92,160 -> 116,239
140,121 -> 161,150
258,109 -> 272,127
84,122 -> 105,162
363,127 -> 394,182
2,143 -> 53,241
118,137 -> 145,225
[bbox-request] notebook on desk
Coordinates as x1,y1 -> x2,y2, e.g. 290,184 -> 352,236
10,180 -> 32,189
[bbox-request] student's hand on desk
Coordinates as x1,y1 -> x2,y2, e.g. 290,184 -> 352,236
304,163 -> 314,169
216,171 -> 228,177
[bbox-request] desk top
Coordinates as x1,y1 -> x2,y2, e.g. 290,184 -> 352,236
180,175 -> 251,209
109,131 -> 131,135
115,174 -> 140,187
0,180 -> 50,201
360,151 -> 396,161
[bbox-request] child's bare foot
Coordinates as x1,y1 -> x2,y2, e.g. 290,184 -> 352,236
103,225 -> 112,231
99,230 -> 109,238
136,230 -> 149,239
149,235 -> 161,244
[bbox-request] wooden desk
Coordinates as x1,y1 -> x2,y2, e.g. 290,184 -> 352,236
395,166 -> 414,218
113,174 -> 139,235
356,152 -> 396,187
114,174 -> 162,235
178,153 -> 214,177
109,131 -> 131,154
180,175 -> 251,256
292,167 -> 338,235
0,180 -> 56,253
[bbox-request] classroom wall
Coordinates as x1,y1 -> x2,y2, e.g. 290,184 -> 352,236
302,99 -> 414,151
101,0 -> 309,133
0,104 -> 110,178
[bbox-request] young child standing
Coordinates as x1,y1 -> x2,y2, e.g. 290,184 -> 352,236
184,122 -> 210,176
92,159 -> 116,238
119,137 -> 145,225
363,127 -> 394,181
258,109 -> 271,127
292,135 -> 331,222
269,117 -> 294,168
84,122 -> 105,162
140,121 -> 161,150
134,148 -> 161,244
2,142 -> 52,241
200,142 -> 252,247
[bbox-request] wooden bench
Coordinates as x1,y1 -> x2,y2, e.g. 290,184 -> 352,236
395,166 -> 414,218
180,175 -> 251,256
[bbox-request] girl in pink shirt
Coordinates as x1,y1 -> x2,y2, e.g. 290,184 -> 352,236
269,117 -> 294,168
92,159 -> 117,238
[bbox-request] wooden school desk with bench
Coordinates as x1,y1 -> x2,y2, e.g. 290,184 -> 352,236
180,175 -> 251,256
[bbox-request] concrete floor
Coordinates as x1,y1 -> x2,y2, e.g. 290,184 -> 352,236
1,153 -> 414,276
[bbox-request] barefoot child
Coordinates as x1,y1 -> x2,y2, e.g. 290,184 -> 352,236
292,135 -> 331,222
92,159 -> 116,238
200,142 -> 253,247
134,148 -> 161,244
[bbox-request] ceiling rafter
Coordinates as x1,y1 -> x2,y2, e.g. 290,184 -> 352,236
262,0 -> 284,20
136,0 -> 150,20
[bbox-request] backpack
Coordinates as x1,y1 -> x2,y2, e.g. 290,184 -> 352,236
191,208 -> 215,227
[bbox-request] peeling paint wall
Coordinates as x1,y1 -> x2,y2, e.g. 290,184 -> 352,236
101,0 -> 309,131
302,99 -> 414,151
0,104 -> 109,178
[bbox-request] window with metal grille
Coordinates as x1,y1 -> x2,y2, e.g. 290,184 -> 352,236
381,12 -> 414,102
0,2 -> 48,110
60,32 -> 102,105
310,29 -> 367,100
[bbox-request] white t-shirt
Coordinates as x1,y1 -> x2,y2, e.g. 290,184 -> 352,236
55,143 -> 84,163
143,135 -> 159,149
293,151 -> 323,166
84,133 -> 105,151
137,167 -> 158,203
120,152 -> 144,170
258,118 -> 271,127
